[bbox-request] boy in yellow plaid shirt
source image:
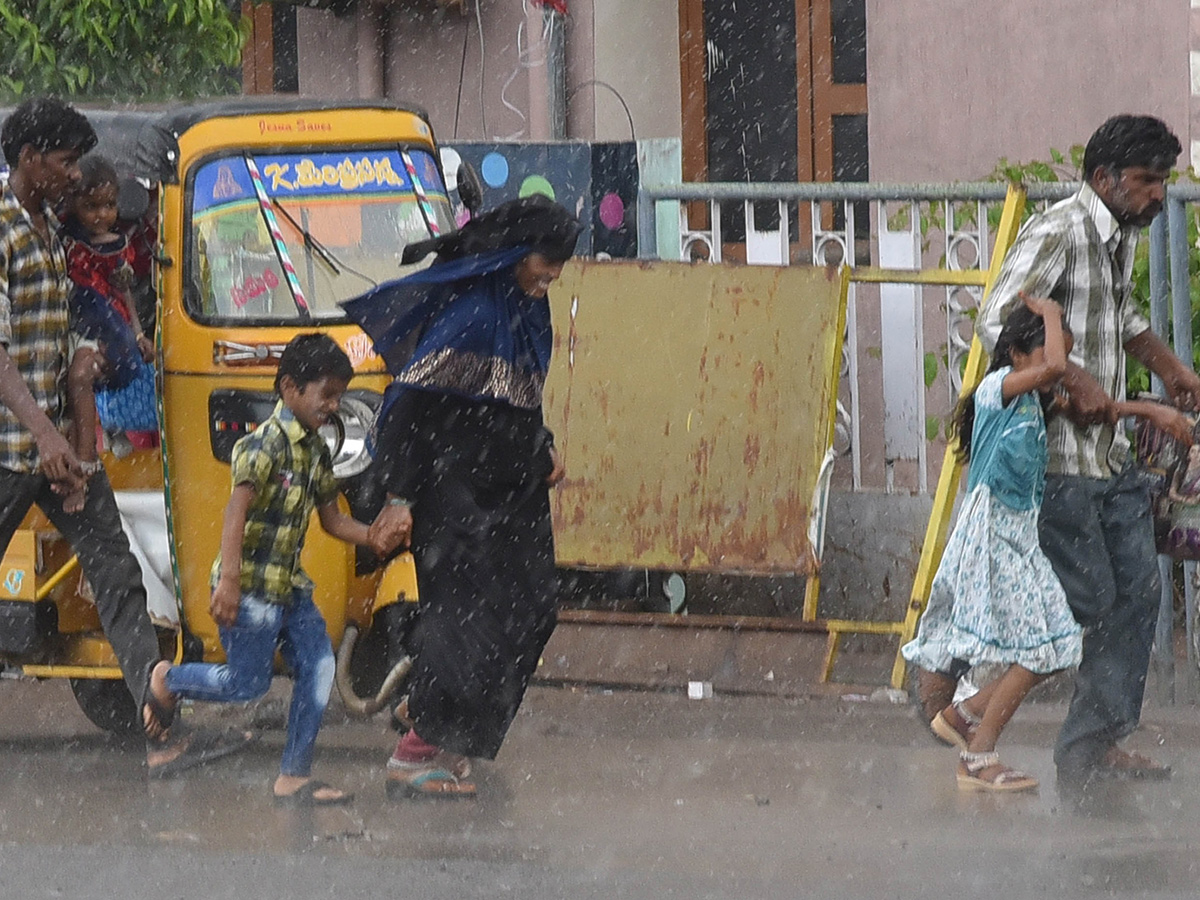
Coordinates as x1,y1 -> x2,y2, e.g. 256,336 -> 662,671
144,333 -> 401,803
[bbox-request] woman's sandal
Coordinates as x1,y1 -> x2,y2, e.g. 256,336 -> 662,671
387,749 -> 471,779
385,760 -> 476,799
957,751 -> 1038,793
930,702 -> 979,750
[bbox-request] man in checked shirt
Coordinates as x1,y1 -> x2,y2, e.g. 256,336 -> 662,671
0,98 -> 228,771
917,115 -> 1200,786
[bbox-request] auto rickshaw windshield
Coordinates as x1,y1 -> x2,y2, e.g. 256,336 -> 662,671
186,146 -> 454,323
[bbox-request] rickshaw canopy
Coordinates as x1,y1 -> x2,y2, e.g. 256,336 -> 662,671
2,97 -> 432,186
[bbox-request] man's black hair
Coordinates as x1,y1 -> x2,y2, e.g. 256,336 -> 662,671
1,97 -> 97,168
275,332 -> 353,394
1082,115 -> 1181,180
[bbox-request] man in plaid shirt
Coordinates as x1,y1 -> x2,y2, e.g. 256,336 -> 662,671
0,98 -> 211,769
918,116 -> 1200,785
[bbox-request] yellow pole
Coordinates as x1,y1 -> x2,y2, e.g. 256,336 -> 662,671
804,267 -> 852,621
34,555 -> 79,601
890,184 -> 1028,688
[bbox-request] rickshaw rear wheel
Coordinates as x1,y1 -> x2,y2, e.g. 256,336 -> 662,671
348,602 -> 418,698
69,677 -> 141,737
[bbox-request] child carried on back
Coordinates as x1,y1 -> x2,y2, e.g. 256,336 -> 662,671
61,153 -> 154,511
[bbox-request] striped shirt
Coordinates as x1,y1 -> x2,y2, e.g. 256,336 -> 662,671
978,183 -> 1149,479
211,401 -> 339,604
0,183 -> 72,474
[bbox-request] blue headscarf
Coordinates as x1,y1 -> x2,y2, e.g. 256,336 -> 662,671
346,245 -> 551,408
341,196 -> 579,453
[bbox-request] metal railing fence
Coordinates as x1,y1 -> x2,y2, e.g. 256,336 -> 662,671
638,179 -> 1200,702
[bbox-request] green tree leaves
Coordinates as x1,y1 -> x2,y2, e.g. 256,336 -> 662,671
0,0 -> 246,101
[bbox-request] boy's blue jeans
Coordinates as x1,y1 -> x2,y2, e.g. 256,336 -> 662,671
164,588 -> 335,777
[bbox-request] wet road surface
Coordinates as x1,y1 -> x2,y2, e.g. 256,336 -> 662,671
1,675 -> 1200,898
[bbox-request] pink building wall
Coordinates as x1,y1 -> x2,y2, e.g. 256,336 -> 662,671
866,0 -> 1191,182
297,4 -> 534,142
295,2 -> 680,145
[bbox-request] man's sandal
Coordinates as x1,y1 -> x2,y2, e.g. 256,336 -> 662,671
141,663 -> 177,744
930,702 -> 978,750
1097,747 -> 1172,780
957,751 -> 1038,793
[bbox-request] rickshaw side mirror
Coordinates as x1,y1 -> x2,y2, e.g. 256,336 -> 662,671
457,161 -> 483,216
117,176 -> 150,222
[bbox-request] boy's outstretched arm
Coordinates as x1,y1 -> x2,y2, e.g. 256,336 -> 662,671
317,500 -> 401,555
212,483 -> 254,628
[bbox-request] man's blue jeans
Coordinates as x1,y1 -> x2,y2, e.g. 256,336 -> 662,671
165,589 -> 335,777
1040,469 -> 1160,773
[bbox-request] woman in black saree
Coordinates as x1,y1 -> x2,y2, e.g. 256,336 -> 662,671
345,196 -> 580,797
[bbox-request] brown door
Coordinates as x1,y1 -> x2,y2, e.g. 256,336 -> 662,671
679,0 -> 868,251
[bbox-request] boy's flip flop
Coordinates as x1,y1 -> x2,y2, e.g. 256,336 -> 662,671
147,728 -> 257,780
273,780 -> 354,807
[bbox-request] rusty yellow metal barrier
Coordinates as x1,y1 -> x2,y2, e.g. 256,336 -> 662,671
819,184 -> 1029,687
546,261 -> 850,579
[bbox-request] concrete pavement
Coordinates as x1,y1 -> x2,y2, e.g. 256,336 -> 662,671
0,670 -> 1199,898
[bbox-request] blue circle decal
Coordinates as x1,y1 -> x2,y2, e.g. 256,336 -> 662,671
481,153 -> 509,188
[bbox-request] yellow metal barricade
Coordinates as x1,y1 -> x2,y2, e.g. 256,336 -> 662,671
819,184 -> 1029,686
544,261 -> 850,583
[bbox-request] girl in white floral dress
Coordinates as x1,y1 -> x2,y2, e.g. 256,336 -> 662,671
902,293 -> 1082,792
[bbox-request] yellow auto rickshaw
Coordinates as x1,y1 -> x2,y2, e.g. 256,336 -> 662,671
0,98 -> 465,732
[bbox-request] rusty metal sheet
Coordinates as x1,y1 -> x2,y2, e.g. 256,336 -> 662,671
545,260 -> 848,575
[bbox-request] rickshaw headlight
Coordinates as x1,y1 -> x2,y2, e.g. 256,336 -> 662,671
321,392 -> 380,479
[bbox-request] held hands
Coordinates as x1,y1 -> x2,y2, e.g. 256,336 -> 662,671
1162,366 -> 1200,413
1061,377 -> 1115,427
36,430 -> 85,496
210,578 -> 241,628
368,502 -> 412,556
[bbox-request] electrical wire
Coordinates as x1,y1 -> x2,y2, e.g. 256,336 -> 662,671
567,79 -> 636,142
497,0 -> 554,141
453,8 -> 470,139
498,64 -> 529,141
474,0 -> 488,137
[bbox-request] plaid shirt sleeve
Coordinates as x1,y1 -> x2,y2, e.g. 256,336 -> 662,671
230,431 -> 278,492
312,444 -> 339,507
0,231 -> 11,347
978,220 -> 1067,354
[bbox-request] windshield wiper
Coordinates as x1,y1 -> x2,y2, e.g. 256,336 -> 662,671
270,197 -> 343,276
